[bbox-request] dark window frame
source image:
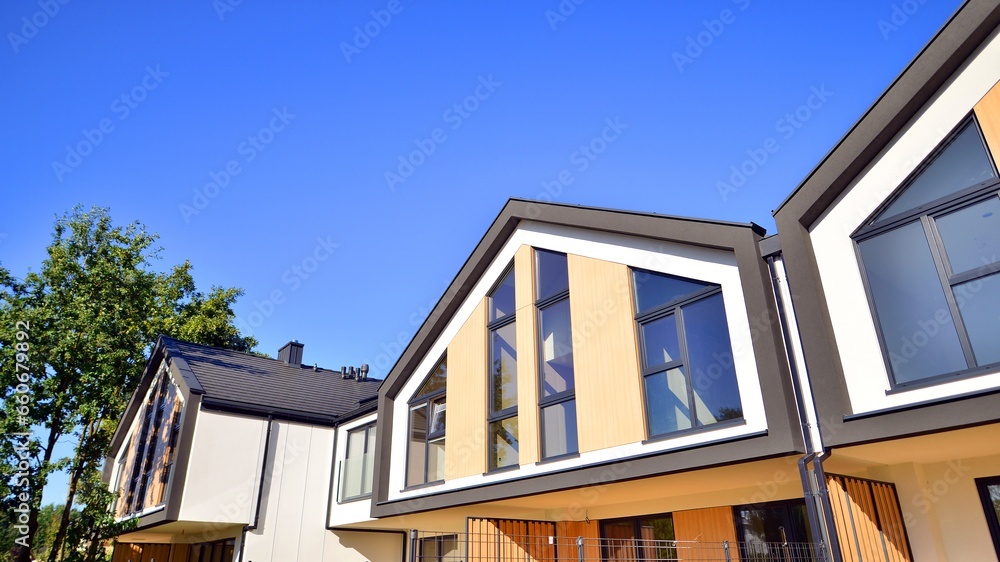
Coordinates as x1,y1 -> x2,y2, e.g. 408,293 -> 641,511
418,534 -> 459,561
632,268 -> 743,439
487,263 -> 519,472
599,512 -> 676,561
339,421 -> 377,502
534,249 -> 578,461
976,475 -> 1000,557
853,115 -> 1000,389
405,354 -> 447,488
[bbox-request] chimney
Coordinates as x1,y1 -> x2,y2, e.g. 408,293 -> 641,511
278,341 -> 304,366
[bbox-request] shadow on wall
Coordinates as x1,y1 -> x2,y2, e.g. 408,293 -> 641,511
336,529 -> 406,562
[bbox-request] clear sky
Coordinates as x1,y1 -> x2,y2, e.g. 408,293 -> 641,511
1,1 -> 965,505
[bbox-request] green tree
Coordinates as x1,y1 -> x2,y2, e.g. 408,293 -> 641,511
0,206 -> 256,562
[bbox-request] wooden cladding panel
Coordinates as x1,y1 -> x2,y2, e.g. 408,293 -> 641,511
111,543 -> 142,562
167,544 -> 191,562
673,506 -> 739,545
446,298 -> 489,480
515,245 -> 540,465
467,517 -> 557,562
826,474 -> 912,562
974,78 -> 1000,161
139,544 -> 171,562
555,520 -> 601,562
567,254 -> 645,453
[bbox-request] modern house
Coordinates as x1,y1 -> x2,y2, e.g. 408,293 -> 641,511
104,0 -> 1000,560
771,0 -> 1000,560
104,337 -> 394,562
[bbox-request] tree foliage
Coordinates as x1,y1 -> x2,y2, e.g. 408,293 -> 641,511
0,206 -> 256,561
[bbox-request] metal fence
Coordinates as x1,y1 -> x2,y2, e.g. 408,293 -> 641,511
410,530 -> 827,562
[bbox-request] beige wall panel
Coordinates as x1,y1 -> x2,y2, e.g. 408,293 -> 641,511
974,78 -> 1000,160
567,254 -> 645,453
446,298 -> 488,479
673,506 -> 739,546
515,245 -> 540,465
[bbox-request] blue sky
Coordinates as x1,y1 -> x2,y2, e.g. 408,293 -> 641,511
1,1 -> 964,505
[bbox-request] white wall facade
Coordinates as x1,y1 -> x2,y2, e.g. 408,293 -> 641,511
387,220 -> 769,503
809,25 -> 1000,415
178,409 -> 268,523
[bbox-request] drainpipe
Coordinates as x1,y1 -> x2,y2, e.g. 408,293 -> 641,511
766,254 -> 842,562
238,415 -> 275,562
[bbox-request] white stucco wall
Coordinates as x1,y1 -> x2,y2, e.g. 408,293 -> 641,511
178,409 -> 268,523
809,25 -> 1000,415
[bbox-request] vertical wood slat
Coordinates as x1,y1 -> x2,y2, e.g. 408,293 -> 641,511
829,476 -> 860,562
974,78 -> 1000,160
470,518 -> 557,562
827,474 -> 913,562
844,478 -> 878,561
167,544 -> 190,562
872,482 -> 901,562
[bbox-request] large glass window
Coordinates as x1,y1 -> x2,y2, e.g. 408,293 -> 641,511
977,476 -> 1000,557
116,364 -> 184,518
406,356 -> 447,487
632,269 -> 742,439
340,423 -> 376,501
734,499 -> 814,560
488,265 -> 519,470
536,250 -> 578,460
601,514 -> 676,561
855,117 -> 1000,386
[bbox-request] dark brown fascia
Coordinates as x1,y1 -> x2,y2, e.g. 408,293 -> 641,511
104,339 -> 206,531
773,0 -> 1000,448
371,198 -> 804,518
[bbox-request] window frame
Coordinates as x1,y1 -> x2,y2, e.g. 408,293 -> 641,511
976,475 -> 1000,557
418,534 -> 459,561
599,512 -> 676,561
534,249 -> 578,461
339,421 -> 377,502
405,354 -> 447,489
631,268 -> 744,440
853,115 -> 1000,390
487,263 -> 519,472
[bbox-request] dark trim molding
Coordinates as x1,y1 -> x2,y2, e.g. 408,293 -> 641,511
773,0 -> 1000,448
370,198 -> 804,517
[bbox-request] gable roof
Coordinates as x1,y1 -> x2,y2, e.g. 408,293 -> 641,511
159,336 -> 381,424
378,197 -> 766,401
774,0 -> 1000,226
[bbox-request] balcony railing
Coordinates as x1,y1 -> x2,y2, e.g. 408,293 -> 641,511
410,530 -> 827,562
